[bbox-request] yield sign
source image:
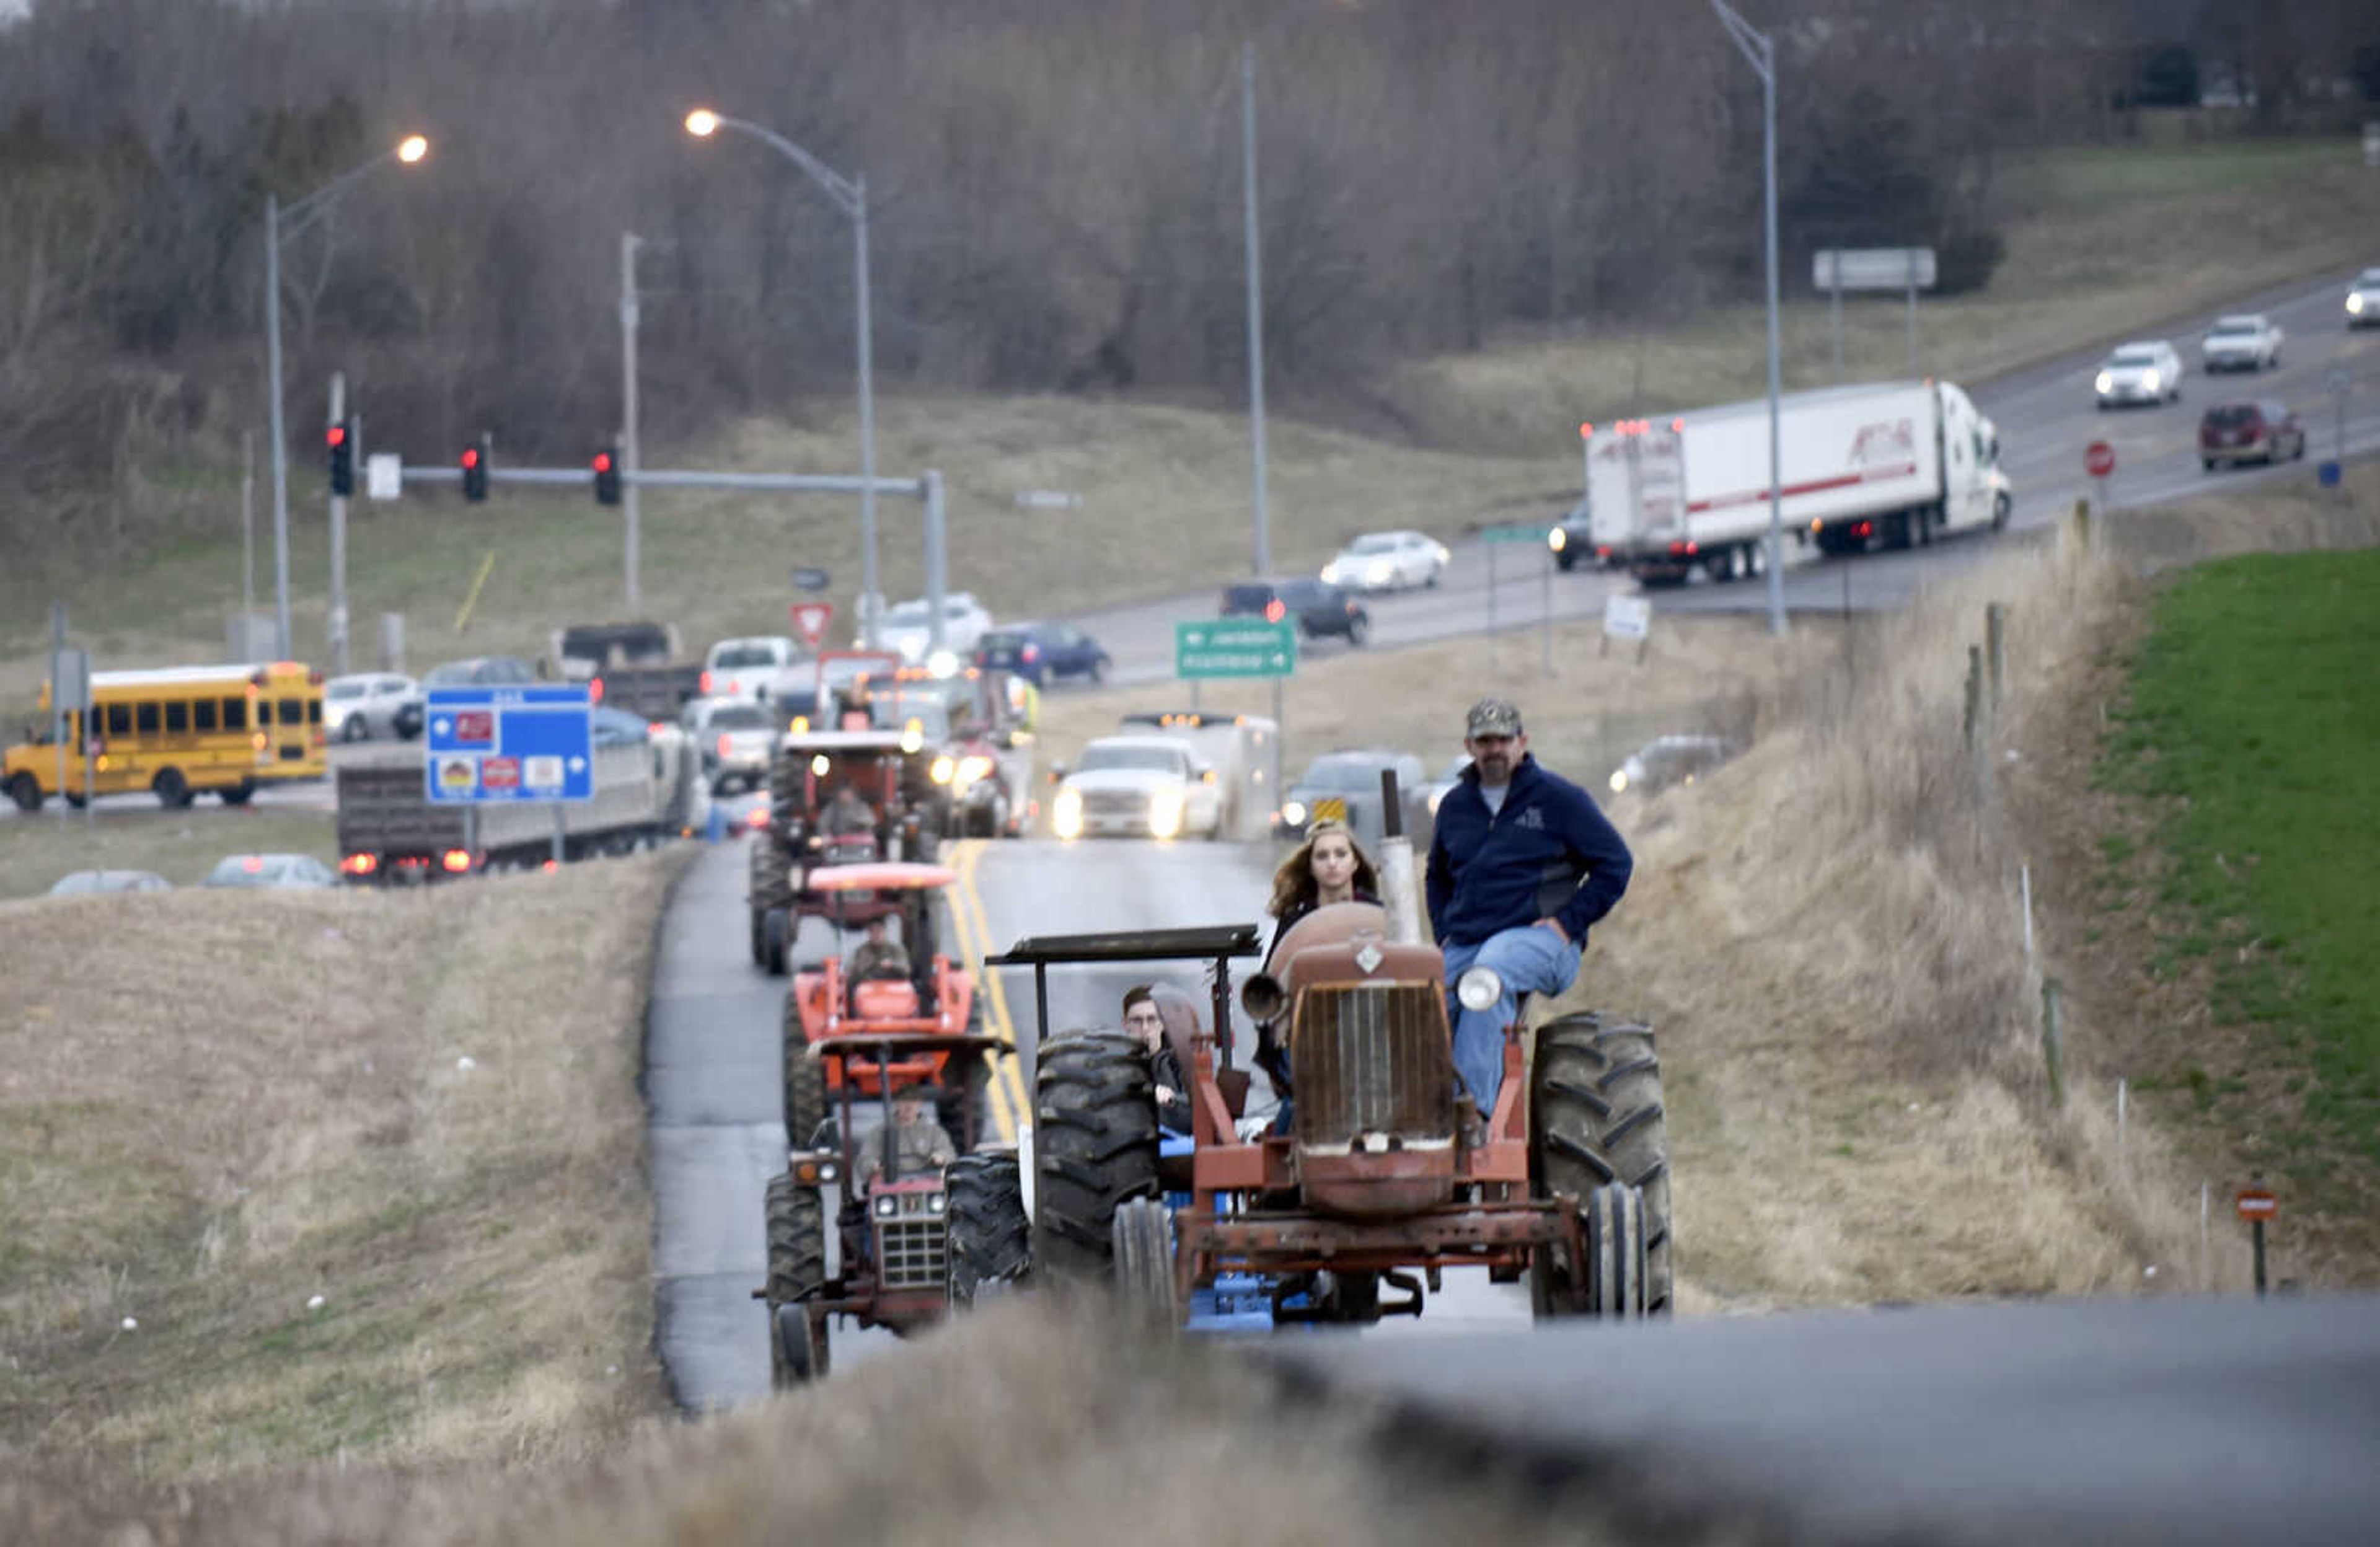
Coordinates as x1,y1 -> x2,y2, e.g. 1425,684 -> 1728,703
790,601 -> 837,650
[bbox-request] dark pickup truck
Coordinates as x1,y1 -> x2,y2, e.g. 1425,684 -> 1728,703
548,622 -> 706,721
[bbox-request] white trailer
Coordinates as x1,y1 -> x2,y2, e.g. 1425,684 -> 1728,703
1585,380 -> 2005,585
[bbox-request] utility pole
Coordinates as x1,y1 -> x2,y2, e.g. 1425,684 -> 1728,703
1242,40 -> 1272,578
328,371 -> 349,675
1711,1 -> 1787,637
621,232 -> 643,616
265,191 -> 293,660
241,430 -> 256,619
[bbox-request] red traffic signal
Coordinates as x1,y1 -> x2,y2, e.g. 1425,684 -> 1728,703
460,442 -> 488,502
593,447 -> 621,505
326,419 -> 355,496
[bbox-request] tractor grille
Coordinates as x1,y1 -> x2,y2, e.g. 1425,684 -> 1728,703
876,1218 -> 948,1290
1292,981 -> 1455,1148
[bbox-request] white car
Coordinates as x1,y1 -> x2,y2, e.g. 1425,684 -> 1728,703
2347,268 -> 2380,329
2199,314 -> 2283,373
1321,531 -> 1450,593
2094,341 -> 2184,408
875,593 -> 994,666
1050,735 -> 1222,841
324,673 -> 416,743
702,636 -> 805,703
681,697 -> 780,795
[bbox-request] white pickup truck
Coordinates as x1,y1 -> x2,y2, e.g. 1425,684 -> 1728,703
1050,734 -> 1223,842
701,636 -> 809,705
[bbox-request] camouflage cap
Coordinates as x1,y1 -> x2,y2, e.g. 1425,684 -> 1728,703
1465,697 -> 1523,738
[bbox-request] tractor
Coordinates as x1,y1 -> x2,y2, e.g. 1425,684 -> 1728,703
761,860 -> 1026,1385
749,726 -> 943,975
998,910 -> 1669,1326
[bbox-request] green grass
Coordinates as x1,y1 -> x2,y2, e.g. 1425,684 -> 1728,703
2099,549 -> 2380,1161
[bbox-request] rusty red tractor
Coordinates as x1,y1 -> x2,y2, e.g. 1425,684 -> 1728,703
749,726 -> 942,975
762,861 -> 1025,1385
1002,909 -> 1669,1326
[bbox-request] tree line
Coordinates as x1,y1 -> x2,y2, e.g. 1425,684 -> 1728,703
0,0 -> 2366,555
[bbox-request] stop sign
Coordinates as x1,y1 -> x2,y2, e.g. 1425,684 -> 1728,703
2085,439 -> 2115,478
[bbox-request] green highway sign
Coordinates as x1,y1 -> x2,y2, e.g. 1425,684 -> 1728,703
1176,619 -> 1297,680
1479,523 -> 1554,545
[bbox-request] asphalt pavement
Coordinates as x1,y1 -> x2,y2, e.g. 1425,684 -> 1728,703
1269,1293 -> 2380,1546
1050,264 -> 2380,669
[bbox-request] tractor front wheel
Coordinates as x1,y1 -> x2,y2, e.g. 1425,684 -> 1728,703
1528,1012 -> 1672,1318
945,1152 -> 1031,1309
781,1004 -> 828,1148
1031,1032 -> 1161,1283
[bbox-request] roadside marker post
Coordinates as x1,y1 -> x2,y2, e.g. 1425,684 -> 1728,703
2236,1184 -> 2277,1297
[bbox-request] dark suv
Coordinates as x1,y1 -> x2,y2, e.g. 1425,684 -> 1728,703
974,622 -> 1110,686
392,655 -> 539,739
2199,400 -> 2306,471
1219,578 -> 1370,645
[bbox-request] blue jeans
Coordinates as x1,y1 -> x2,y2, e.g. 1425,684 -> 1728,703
1442,925 -> 1580,1114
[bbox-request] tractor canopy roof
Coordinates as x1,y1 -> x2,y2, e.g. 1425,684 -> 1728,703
806,861 -> 958,893
990,923 -> 1261,965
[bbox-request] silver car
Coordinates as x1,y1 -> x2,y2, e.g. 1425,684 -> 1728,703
325,672 -> 418,742
203,853 -> 338,889
2345,268 -> 2380,329
1321,531 -> 1450,593
2094,341 -> 2184,408
2198,314 -> 2282,374
49,870 -> 171,896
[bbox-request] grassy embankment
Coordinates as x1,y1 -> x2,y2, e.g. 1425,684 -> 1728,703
0,853 -> 686,1482
4,133 -> 2374,713
0,807 -> 335,901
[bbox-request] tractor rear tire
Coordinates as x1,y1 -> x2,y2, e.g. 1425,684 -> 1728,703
945,1152 -> 1031,1310
764,1171 -> 828,1388
1528,1012 -> 1672,1317
749,838 -> 795,973
1109,1196 -> 1181,1325
1585,1181 -> 1648,1316
1031,1032 -> 1161,1284
782,1002 -> 829,1148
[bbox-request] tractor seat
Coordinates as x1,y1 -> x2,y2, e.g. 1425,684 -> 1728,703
851,979 -> 920,1020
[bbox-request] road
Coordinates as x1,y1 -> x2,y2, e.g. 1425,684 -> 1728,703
1051,263 -> 2380,674
1271,1293 -> 2380,1546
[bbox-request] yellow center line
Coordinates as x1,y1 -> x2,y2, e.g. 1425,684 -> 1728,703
942,840 -> 1022,1144
954,838 -> 1031,1141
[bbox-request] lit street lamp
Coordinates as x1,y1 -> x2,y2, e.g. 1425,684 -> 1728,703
686,108 -> 883,648
263,133 -> 430,661
1709,1 -> 1786,637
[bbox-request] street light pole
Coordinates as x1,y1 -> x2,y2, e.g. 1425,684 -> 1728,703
1241,40 -> 1272,578
685,111 -> 887,648
261,135 -> 429,665
1712,1 -> 1787,637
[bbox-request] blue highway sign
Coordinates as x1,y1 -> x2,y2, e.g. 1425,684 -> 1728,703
424,685 -> 594,803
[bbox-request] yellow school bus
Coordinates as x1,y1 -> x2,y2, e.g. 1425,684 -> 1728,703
4,661 -> 327,811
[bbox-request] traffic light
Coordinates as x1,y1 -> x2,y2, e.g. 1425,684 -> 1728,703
593,446 -> 621,506
326,420 -> 355,496
460,443 -> 488,502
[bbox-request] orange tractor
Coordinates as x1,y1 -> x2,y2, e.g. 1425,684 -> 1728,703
1006,907 -> 1669,1325
762,860 -> 1023,1385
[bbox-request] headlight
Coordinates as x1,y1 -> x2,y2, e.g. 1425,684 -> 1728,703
931,755 -> 955,785
925,649 -> 959,679
899,720 -> 925,754
1365,562 -> 1393,583
2351,294 -> 2367,315
1609,768 -> 1629,794
1148,788 -> 1184,840
1548,527 -> 1567,552
1280,799 -> 1308,827
873,1194 -> 898,1219
956,754 -> 994,788
810,753 -> 831,777
927,1192 -> 946,1215
2142,370 -> 2160,392
2094,371 -> 2114,394
1052,787 -> 1083,839
1455,964 -> 1504,1015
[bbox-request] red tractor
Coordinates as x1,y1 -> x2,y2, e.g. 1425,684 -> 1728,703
749,727 -> 941,974
763,862 -> 1026,1385
1002,908 -> 1670,1325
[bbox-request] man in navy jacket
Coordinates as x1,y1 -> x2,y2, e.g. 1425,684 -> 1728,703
1426,698 -> 1633,1119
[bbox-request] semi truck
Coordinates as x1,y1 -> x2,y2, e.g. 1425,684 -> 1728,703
1579,379 -> 2006,585
335,723 -> 706,883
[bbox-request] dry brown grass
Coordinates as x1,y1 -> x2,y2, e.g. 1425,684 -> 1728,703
0,850 -> 688,1481
2,1299 -> 1756,1546
0,806 -> 335,901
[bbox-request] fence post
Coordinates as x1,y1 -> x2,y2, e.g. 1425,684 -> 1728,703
2041,977 -> 2066,1108
1985,602 -> 2007,707
2071,496 -> 2092,552
1963,646 -> 1984,753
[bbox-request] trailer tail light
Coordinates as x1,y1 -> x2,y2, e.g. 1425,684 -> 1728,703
589,677 -> 606,704
541,858 -> 560,873
440,848 -> 473,873
1668,540 -> 1699,557
1021,644 -> 1039,663
341,853 -> 379,877
1264,600 -> 1285,623
718,734 -> 734,759
1595,545 -> 1612,560
1579,421 -> 1594,438
1853,520 -> 1874,539
1670,418 -> 1685,433
699,670 -> 714,695
241,856 -> 265,874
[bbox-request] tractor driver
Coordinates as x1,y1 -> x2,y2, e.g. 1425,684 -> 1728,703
1427,698 -> 1633,1127
858,1093 -> 956,1188
1123,984 -> 1193,1133
847,917 -> 912,985
823,778 -> 876,837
